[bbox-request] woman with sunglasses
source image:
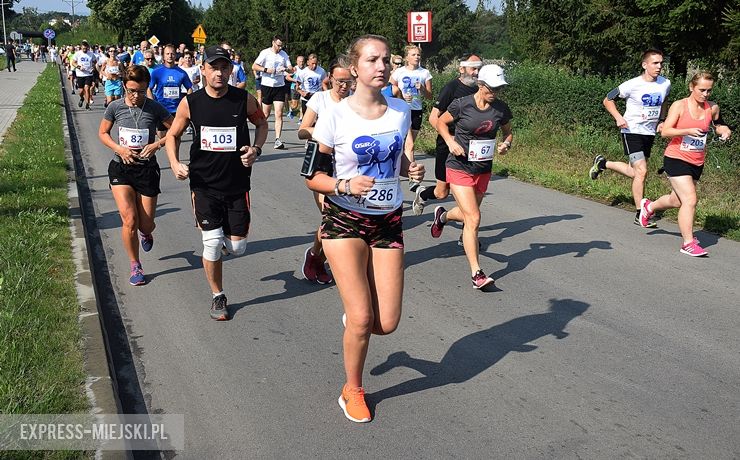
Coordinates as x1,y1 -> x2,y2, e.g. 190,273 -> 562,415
432,64 -> 513,290
101,47 -> 124,107
638,71 -> 731,257
297,55 -> 353,285
98,65 -> 174,286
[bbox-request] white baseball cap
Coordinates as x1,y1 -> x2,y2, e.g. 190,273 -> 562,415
478,64 -> 507,88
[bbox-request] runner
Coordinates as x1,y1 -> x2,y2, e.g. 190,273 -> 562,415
148,44 -> 192,131
413,55 -> 482,217
65,46 -> 76,90
143,50 -> 158,75
98,65 -> 174,286
295,54 -> 326,119
306,35 -> 425,423
72,41 -> 98,110
431,64 -> 513,290
380,54 -> 402,97
101,47 -> 124,108
132,40 -> 148,66
165,46 -> 268,321
253,68 -> 262,105
251,35 -> 293,149
390,44 -> 433,192
297,55 -> 351,285
179,51 -> 202,91
288,55 -> 305,120
589,48 -> 671,228
639,72 -> 732,256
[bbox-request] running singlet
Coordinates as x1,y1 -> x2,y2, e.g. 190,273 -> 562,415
296,66 -> 327,98
187,86 -> 253,194
103,98 -> 172,163
73,50 -> 96,77
664,99 -> 712,167
306,90 -> 339,117
149,66 -> 193,113
254,48 -> 291,88
445,94 -> 513,176
391,66 -> 432,111
132,50 -> 145,66
617,75 -> 671,135
313,96 -> 411,215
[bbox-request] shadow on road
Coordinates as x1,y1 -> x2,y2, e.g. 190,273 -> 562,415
96,206 -> 181,230
228,270 -> 333,318
404,214 -> 584,269
368,298 -> 589,408
488,240 -> 612,280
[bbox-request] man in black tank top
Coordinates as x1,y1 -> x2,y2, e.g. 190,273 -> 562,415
165,46 -> 268,321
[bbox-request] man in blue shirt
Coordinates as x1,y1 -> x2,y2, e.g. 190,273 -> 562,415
132,40 -> 149,65
148,44 -> 193,133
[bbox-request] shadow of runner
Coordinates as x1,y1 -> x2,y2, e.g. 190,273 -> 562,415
368,298 -> 589,407
487,240 -> 612,280
229,270 -> 333,318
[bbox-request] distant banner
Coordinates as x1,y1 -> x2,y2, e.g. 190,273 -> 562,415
0,414 -> 184,451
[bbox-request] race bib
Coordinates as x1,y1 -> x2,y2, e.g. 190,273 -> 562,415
362,178 -> 399,210
468,139 -> 496,162
680,134 -> 707,152
119,127 -> 149,150
642,105 -> 660,121
163,86 -> 179,99
201,126 -> 237,152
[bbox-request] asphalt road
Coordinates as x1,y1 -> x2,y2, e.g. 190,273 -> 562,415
68,85 -> 740,459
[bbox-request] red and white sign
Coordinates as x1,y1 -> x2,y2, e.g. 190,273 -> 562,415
407,11 -> 432,43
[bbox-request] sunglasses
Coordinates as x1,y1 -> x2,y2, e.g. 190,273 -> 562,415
125,88 -> 147,95
332,77 -> 353,86
393,61 -> 403,65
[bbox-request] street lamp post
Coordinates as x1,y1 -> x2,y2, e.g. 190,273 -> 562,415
1,0 -> 8,46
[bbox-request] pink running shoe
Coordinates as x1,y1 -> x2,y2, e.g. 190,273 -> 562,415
638,198 -> 654,228
680,238 -> 708,257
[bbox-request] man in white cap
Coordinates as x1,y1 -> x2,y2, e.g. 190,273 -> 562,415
413,54 -> 482,216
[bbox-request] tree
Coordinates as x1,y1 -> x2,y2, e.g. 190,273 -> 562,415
88,0 -> 197,44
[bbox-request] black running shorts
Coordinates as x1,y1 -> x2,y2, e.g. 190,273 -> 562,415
621,133 -> 655,160
191,188 -> 251,237
76,75 -> 94,89
108,159 -> 161,197
663,156 -> 704,181
261,85 -> 289,105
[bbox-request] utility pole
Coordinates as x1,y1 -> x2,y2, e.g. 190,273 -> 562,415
61,0 -> 83,32
1,0 -> 9,46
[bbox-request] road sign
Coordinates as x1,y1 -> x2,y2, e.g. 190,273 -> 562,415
43,29 -> 56,39
407,11 -> 432,43
191,24 -> 206,44
148,35 -> 160,46
10,31 -> 22,41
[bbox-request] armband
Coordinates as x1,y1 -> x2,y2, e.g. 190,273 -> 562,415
714,114 -> 727,127
314,150 -> 334,175
247,107 -> 266,125
606,87 -> 620,101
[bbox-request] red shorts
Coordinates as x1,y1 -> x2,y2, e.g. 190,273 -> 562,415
446,168 -> 491,195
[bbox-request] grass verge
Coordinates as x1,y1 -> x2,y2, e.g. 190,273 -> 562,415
0,65 -> 89,458
415,102 -> 739,241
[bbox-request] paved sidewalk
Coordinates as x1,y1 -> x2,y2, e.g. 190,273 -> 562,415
0,60 -> 47,143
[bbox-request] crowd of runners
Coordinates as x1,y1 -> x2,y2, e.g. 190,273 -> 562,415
52,34 -> 732,424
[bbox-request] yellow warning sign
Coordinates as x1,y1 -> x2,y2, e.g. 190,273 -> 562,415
148,35 -> 160,46
191,24 -> 207,42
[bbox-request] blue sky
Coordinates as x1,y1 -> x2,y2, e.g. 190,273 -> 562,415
12,0 -> 502,18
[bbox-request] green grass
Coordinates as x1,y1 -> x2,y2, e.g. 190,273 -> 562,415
0,66 -> 89,459
0,56 -> 6,71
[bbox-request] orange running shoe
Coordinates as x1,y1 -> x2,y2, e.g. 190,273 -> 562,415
338,384 -> 371,423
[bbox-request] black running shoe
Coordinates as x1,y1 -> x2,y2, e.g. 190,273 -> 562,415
210,294 -> 229,321
589,154 -> 606,180
78,96 -> 83,108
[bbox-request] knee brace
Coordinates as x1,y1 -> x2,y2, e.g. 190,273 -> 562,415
202,228 -> 225,261
628,151 -> 645,165
223,237 -> 247,256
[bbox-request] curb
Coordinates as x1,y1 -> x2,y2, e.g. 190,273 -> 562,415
59,67 -> 146,460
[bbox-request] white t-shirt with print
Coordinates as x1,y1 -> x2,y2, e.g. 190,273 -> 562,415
391,66 -> 432,111
618,75 -> 671,135
312,96 -> 411,215
73,50 -> 97,77
296,66 -> 326,99
253,48 -> 291,88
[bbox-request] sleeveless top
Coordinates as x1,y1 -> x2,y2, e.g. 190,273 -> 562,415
188,86 -> 252,193
664,99 -> 712,166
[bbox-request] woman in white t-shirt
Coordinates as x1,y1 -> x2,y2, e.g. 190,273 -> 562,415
297,56 -> 353,285
390,44 -> 433,191
307,35 -> 425,424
